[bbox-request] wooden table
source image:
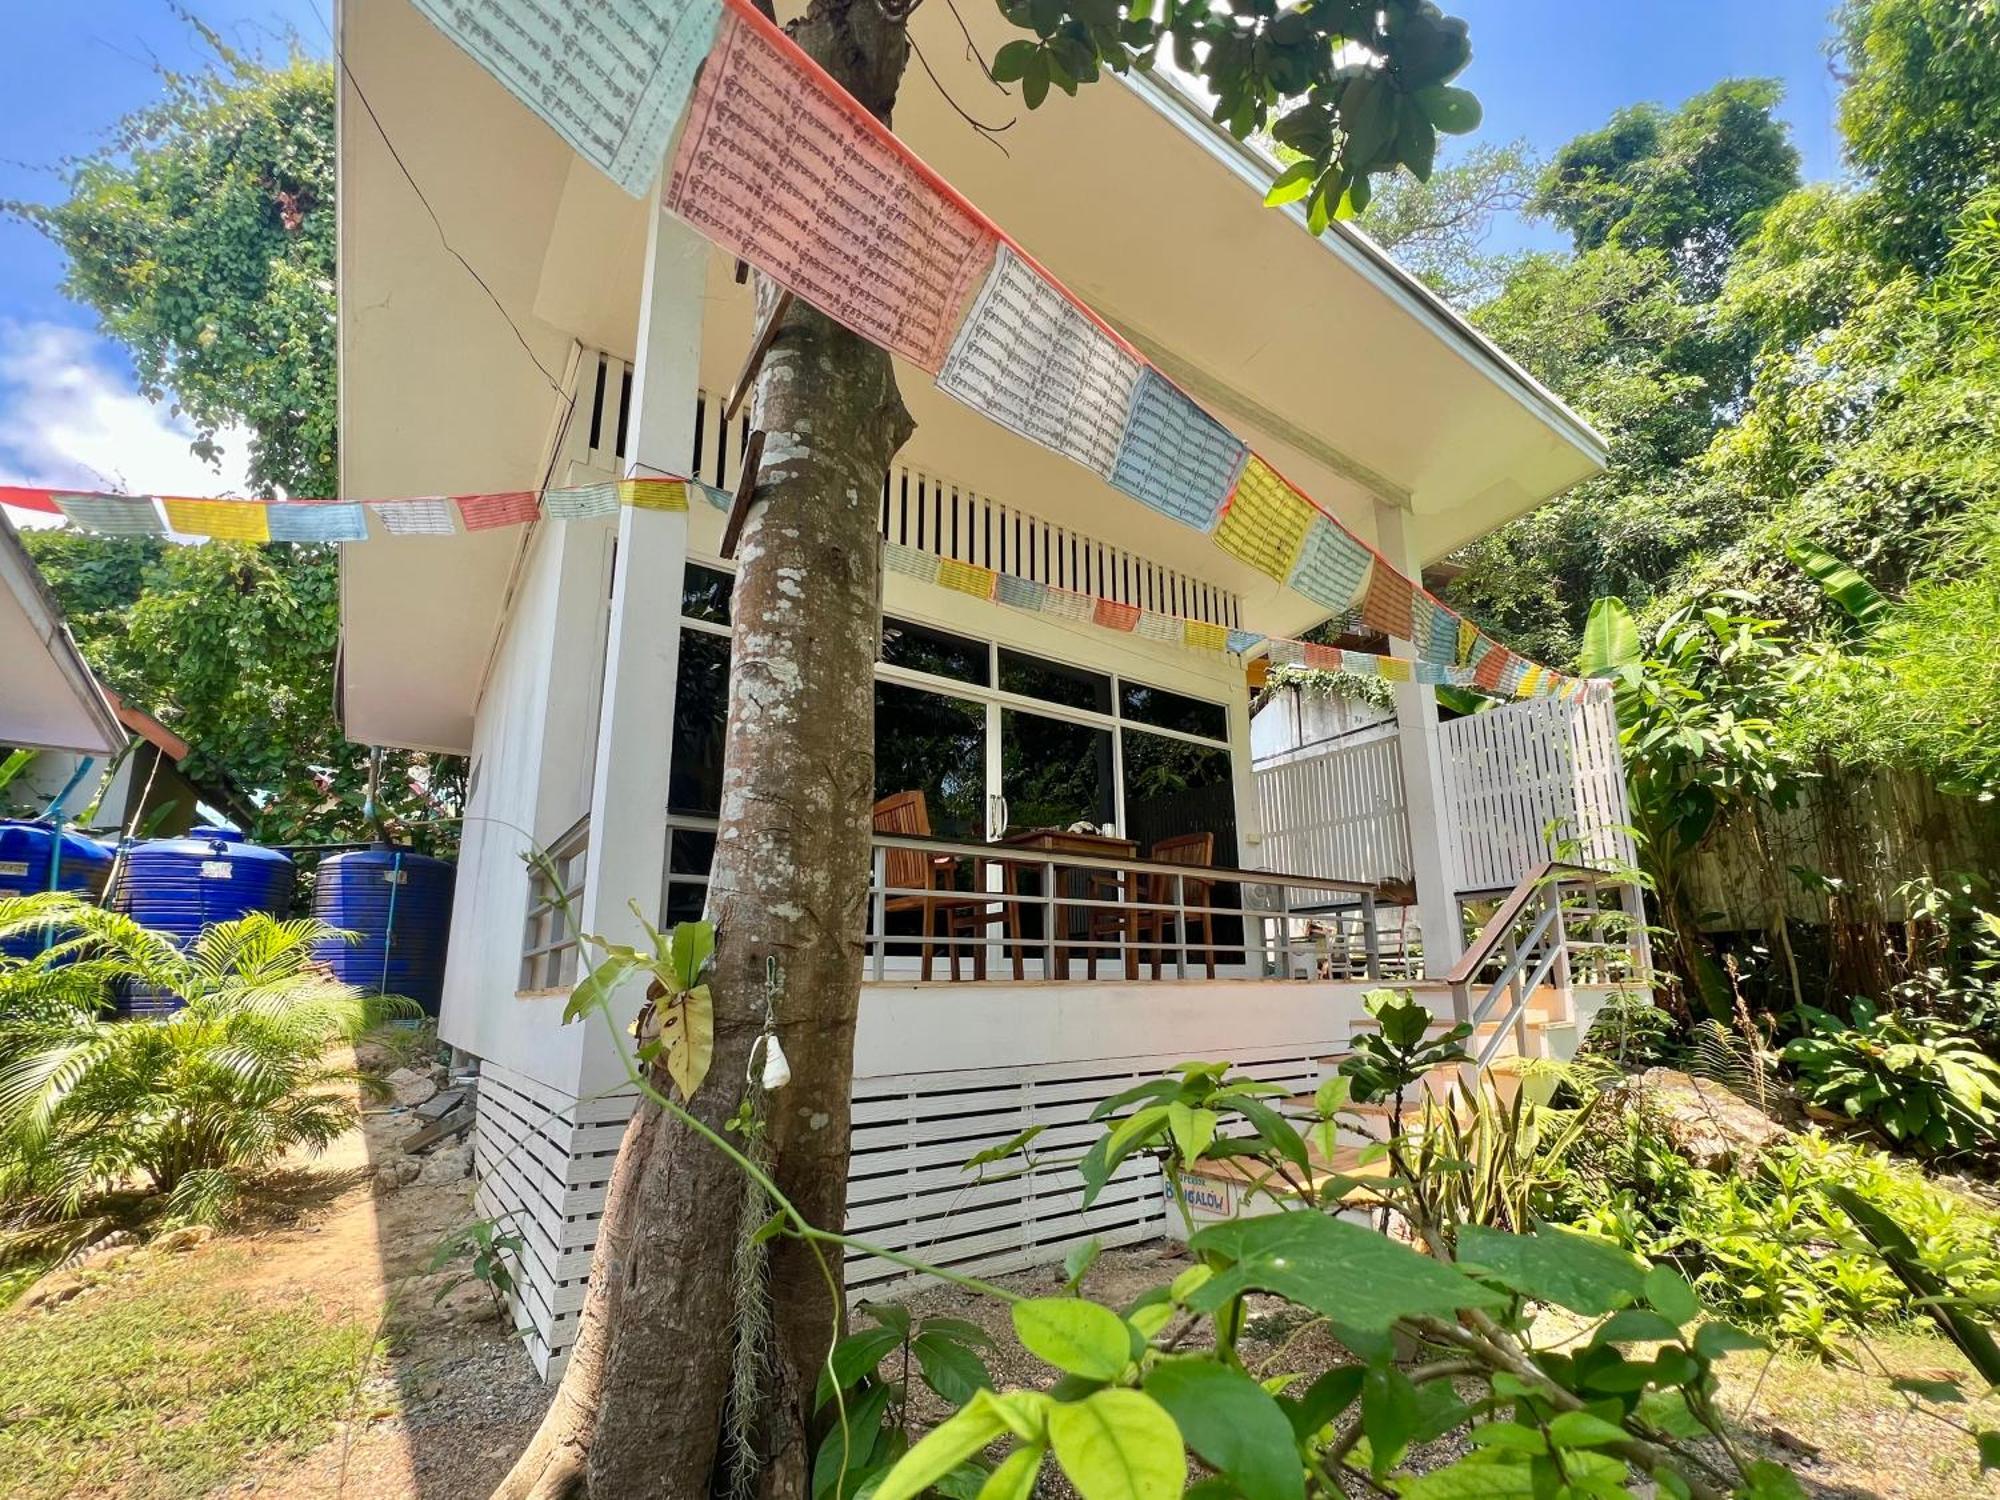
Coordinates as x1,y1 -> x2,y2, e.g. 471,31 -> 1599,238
995,828 -> 1141,979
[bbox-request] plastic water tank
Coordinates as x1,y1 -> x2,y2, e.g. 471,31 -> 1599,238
115,825 -> 295,1015
0,820 -> 115,958
311,847 -> 455,1016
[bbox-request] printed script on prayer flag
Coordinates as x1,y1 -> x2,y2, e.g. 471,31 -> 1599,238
938,244 -> 1142,479
664,9 -> 997,373
409,0 -> 723,196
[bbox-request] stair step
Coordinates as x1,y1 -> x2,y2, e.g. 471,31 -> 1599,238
1181,1144 -> 1392,1205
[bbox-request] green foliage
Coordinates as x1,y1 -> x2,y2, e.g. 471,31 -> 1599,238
866,1063 -> 1814,1500
1782,998 -> 2000,1157
812,1301 -> 997,1500
1348,139 -> 1537,304
1563,1119 -> 2000,1357
1834,0 -> 2000,272
565,915 -> 717,1100
1534,79 -> 1801,299
0,894 -> 413,1232
1338,987 -> 1470,1134
430,1215 -> 527,1314
6,37 -> 336,497
993,0 -> 1481,232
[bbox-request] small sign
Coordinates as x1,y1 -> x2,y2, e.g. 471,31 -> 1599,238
1178,1174 -> 1231,1219
381,869 -> 408,885
199,861 -> 233,880
0,861 -> 29,878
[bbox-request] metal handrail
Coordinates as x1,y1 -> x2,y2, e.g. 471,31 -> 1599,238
866,831 -> 1379,897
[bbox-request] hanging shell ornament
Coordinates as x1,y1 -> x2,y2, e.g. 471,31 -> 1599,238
760,1033 -> 792,1091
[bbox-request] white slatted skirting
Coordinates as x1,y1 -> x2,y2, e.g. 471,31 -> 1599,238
473,1042 -> 1341,1377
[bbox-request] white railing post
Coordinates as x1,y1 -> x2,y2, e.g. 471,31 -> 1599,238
869,843 -> 888,981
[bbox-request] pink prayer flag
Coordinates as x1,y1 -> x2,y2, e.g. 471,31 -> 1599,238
456,490 -> 543,530
663,7 -> 997,373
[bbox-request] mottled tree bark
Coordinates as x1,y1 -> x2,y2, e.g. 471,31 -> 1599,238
495,5 -> 912,1495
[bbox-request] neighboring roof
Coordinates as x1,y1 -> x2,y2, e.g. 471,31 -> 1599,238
0,511 -> 125,756
100,688 -> 192,762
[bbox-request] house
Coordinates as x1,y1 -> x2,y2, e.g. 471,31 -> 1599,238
333,0 -> 1646,1375
0,508 -> 124,767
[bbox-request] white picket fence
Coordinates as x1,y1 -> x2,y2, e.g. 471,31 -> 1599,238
1254,694 -> 1633,897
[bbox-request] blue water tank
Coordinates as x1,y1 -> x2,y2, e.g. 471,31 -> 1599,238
115,825 -> 295,1015
311,848 -> 455,1016
0,820 -> 115,958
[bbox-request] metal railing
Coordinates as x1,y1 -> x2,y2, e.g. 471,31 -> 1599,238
662,814 -> 1385,983
1446,861 -> 1650,1077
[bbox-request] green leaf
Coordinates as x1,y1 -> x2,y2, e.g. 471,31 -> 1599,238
1578,598 -> 1641,677
817,1326 -> 903,1409
1738,1460 -> 1807,1499
1466,1423 -> 1546,1455
815,1383 -> 892,1500
1144,1358 -> 1304,1500
1361,1364 -> 1420,1473
914,1330 -> 994,1406
1642,1264 -> 1699,1326
965,1125 -> 1047,1171
933,1463 -> 991,1500
1047,1389 -> 1187,1500
1012,1298 -> 1134,1380
1544,1411 -> 1628,1449
1189,1213 -> 1504,1330
1398,1452 -> 1538,1496
563,952 -> 637,1022
1064,1237 -> 1105,1289
977,1445 -> 1045,1500
1594,1308 -> 1683,1346
871,1395 -> 1016,1500
1456,1225 -> 1649,1316
1415,84 -> 1482,134
1690,1322 -> 1766,1362
1979,1430 -> 2000,1473
1785,538 -> 1889,632
1263,160 -> 1317,208
1313,1074 -> 1351,1116
667,918 -> 714,990
1167,1102 -> 1218,1163
990,40 -> 1038,82
1280,1364 -> 1362,1440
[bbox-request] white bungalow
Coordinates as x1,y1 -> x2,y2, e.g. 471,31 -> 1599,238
334,0 -> 1646,1376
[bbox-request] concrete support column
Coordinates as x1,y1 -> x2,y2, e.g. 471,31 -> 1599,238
1374,498 -> 1464,979
577,209 -> 707,1096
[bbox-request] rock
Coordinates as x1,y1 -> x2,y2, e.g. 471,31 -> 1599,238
386,1067 -> 437,1109
415,1140 -> 473,1186
372,1153 -> 423,1194
18,1272 -> 83,1310
153,1224 -> 214,1253
1626,1068 -> 1790,1172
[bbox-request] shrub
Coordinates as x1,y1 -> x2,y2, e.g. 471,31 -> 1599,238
0,895 -> 411,1235
1782,997 -> 2000,1155
1560,1113 -> 2000,1356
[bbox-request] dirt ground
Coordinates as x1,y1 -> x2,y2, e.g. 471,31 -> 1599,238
13,1056 -> 1996,1499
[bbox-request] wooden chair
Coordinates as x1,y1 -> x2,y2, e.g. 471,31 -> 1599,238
1083,831 -> 1218,979
1139,832 -> 1218,979
872,791 -> 1015,980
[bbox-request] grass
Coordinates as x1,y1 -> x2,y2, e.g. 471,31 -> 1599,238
0,1248 -> 375,1499
1711,1326 -> 2000,1500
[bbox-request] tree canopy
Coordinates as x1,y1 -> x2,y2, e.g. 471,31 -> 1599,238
10,35 -> 452,848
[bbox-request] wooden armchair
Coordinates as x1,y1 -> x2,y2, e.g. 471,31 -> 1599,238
872,791 -> 1016,980
1139,832 -> 1218,978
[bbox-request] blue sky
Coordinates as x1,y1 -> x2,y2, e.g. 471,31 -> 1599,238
0,0 -> 1845,499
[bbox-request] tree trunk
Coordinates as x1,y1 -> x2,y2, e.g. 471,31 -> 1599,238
496,7 -> 913,1495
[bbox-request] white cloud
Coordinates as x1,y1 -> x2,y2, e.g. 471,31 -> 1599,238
0,322 -> 251,526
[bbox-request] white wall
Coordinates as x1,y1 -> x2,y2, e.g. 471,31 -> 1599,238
438,516 -> 612,1091
1250,684 -> 1396,767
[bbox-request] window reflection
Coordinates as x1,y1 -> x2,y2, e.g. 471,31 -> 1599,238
1002,709 -> 1114,833
1000,650 -> 1113,714
881,617 -> 989,686
876,682 -> 987,840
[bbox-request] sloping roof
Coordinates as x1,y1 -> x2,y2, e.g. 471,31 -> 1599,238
0,512 -> 124,755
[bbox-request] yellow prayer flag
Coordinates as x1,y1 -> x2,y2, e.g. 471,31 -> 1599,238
1378,656 -> 1413,682
1213,457 -> 1314,581
1183,620 -> 1228,653
618,478 -> 688,511
161,496 -> 270,542
937,558 -> 996,599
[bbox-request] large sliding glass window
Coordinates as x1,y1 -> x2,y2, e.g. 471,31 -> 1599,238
876,682 -> 986,840
665,567 -> 1244,943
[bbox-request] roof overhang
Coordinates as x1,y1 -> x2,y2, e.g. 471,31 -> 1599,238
0,512 -> 125,755
335,0 -> 1605,752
